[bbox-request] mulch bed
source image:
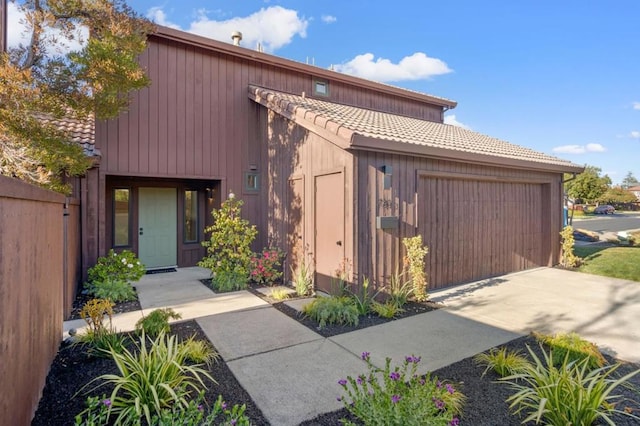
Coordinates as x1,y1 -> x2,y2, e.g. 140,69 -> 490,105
67,288 -> 142,321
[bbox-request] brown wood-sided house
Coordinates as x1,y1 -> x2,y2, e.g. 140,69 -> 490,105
76,25 -> 583,294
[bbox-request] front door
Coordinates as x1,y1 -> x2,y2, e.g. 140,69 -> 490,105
314,172 -> 345,293
139,187 -> 177,269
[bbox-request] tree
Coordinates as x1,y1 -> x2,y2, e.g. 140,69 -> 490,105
564,166 -> 611,203
598,186 -> 637,205
1,0 -> 154,193
621,172 -> 639,189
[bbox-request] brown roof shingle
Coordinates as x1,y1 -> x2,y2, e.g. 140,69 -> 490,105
249,86 -> 583,173
37,113 -> 97,156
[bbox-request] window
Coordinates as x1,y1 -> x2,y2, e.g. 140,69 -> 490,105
245,172 -> 260,192
113,188 -> 130,246
184,190 -> 198,243
313,78 -> 329,97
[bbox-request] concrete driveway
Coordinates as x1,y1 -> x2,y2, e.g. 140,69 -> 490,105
431,267 -> 640,363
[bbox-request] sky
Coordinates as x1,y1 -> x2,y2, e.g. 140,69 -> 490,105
7,0 -> 640,184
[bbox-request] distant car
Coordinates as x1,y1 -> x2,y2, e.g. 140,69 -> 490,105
593,205 -> 615,214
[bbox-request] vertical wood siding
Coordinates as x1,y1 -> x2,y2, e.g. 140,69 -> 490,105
354,153 -> 563,291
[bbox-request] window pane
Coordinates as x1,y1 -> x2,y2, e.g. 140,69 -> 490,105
184,190 -> 198,243
114,189 -> 130,246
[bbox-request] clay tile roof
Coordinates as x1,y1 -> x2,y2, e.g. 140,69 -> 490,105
37,113 -> 97,157
249,86 -> 583,172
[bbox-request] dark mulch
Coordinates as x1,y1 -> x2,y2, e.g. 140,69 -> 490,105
68,288 -> 142,321
32,320 -> 269,426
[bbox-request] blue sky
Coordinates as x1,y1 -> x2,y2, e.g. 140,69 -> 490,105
8,0 -> 640,183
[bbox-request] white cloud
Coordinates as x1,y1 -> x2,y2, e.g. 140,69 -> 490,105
631,131 -> 640,139
321,15 -> 337,24
147,6 -> 308,52
7,2 -> 87,54
333,52 -> 452,82
552,143 -> 606,154
633,102 -> 640,110
444,114 -> 470,130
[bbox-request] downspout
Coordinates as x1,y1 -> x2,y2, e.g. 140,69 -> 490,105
562,173 -> 578,226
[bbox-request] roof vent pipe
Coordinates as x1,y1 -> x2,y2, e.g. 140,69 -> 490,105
231,31 -> 242,46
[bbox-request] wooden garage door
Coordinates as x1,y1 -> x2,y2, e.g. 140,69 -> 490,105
417,177 -> 545,289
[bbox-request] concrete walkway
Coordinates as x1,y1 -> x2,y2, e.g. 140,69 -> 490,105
63,266 -> 640,425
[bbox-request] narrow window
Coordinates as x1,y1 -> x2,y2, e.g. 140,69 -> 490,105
245,172 -> 260,192
113,188 -> 130,246
184,190 -> 198,243
313,79 -> 329,97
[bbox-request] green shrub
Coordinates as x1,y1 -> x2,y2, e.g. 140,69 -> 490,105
387,268 -> 413,308
301,296 -> 359,329
250,247 -> 284,285
179,335 -> 219,367
135,308 -> 182,338
350,277 -> 379,316
474,347 -> 531,377
371,300 -> 403,319
76,298 -> 127,357
199,195 -> 257,284
501,344 -> 640,425
534,331 -> 606,370
85,278 -> 136,303
402,236 -> 429,302
87,332 -> 214,425
210,269 -> 248,292
291,256 -> 314,296
339,352 -> 464,425
74,395 -> 110,426
87,249 -> 145,284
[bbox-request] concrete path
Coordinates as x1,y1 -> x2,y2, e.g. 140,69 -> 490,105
63,266 -> 640,425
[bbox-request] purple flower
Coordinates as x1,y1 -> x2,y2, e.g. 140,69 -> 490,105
356,376 -> 363,385
230,420 -> 237,426
436,380 -> 442,388
337,396 -> 343,402
102,399 -> 111,407
361,351 -> 370,360
434,399 -> 445,410
449,418 -> 460,426
389,372 -> 400,381
405,355 -> 422,363
446,383 -> 455,394
338,379 -> 347,386
420,378 -> 426,386
197,404 -> 204,412
221,401 -> 227,410
391,394 -> 401,404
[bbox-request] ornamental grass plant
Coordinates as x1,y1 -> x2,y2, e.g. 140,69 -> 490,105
474,347 -> 531,377
301,296 -> 359,329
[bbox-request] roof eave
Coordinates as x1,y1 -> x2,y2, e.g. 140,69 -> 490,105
155,26 -> 457,109
349,135 -> 585,174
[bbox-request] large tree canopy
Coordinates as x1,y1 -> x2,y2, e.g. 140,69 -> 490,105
1,0 -> 154,193
621,171 -> 639,189
564,165 -> 611,203
598,186 -> 637,205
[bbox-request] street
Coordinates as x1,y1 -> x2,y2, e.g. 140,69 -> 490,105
572,213 -> 640,233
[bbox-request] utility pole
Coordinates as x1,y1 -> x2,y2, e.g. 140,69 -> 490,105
0,0 -> 6,53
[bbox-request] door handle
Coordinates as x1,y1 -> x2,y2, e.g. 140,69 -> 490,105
139,227 -> 144,236
336,240 -> 342,246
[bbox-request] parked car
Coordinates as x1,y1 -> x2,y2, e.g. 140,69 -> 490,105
593,205 -> 615,214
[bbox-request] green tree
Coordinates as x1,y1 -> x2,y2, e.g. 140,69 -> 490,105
564,166 -> 611,203
598,186 -> 637,205
621,172 -> 639,189
1,0 -> 154,193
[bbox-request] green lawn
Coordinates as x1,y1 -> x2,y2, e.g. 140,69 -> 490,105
574,245 -> 640,281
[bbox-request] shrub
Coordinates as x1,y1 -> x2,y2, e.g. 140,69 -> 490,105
534,331 -> 606,369
85,278 -> 136,303
350,277 -> 379,316
87,332 -> 214,425
371,300 -> 403,319
269,287 -> 291,301
199,195 -> 257,283
387,268 -> 413,308
250,247 -> 284,285
501,344 -> 640,425
210,269 -> 248,292
402,236 -> 429,302
301,296 -> 359,329
80,298 -> 115,336
291,256 -> 314,296
135,308 -> 182,338
560,225 -> 581,267
339,352 -> 465,425
179,335 -> 219,367
77,298 -> 128,357
87,249 -> 145,284
474,347 -> 531,377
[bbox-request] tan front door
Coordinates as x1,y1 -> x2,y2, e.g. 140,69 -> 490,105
314,172 -> 344,294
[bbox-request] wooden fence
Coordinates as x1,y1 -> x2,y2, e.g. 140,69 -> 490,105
0,175 -> 81,425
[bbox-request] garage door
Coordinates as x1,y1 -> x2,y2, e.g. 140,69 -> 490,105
417,177 -> 545,289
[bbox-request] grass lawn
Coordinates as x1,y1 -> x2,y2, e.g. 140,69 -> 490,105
574,244 -> 640,281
